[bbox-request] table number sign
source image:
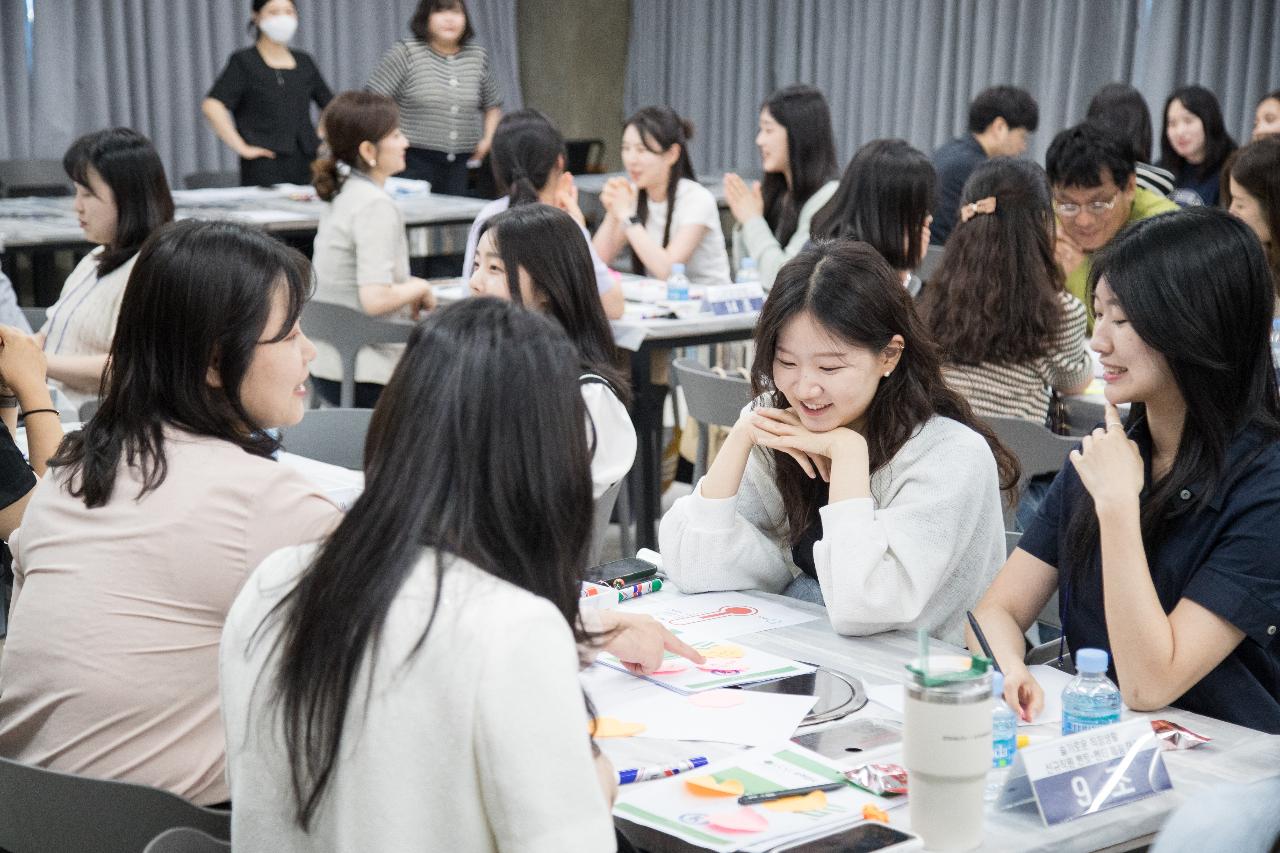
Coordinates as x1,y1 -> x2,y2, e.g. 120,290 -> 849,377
996,718 -> 1172,826
701,283 -> 765,315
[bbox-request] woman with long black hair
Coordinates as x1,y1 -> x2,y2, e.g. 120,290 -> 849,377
1159,85 -> 1236,207
0,220 -> 339,805
469,203 -> 635,498
660,240 -> 1016,644
723,84 -> 840,290
221,299 -> 618,850
971,208 -> 1280,733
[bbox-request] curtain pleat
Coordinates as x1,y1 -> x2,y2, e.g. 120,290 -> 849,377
624,0 -> 1274,176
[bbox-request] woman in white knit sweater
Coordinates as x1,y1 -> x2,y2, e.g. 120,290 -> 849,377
660,240 -> 1017,645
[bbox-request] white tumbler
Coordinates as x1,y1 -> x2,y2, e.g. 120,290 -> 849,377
902,654 -> 993,852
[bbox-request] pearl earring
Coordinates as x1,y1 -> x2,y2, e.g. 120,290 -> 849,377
366,158 -> 377,168
883,371 -> 892,378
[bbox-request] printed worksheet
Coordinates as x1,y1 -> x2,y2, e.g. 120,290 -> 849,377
617,591 -> 820,640
596,639 -> 816,695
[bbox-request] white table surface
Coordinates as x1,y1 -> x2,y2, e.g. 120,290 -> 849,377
604,588 -> 1280,853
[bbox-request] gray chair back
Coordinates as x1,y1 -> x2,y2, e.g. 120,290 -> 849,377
671,357 -> 754,482
302,301 -> 416,408
281,407 -> 374,470
183,171 -> 239,190
144,827 -> 232,853
0,756 -> 230,853
78,398 -> 101,422
589,478 -> 625,566
1002,529 -> 1062,634
0,159 -> 72,198
21,305 -> 47,332
983,415 -> 1077,526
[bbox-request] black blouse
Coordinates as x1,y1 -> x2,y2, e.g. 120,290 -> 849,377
208,47 -> 333,158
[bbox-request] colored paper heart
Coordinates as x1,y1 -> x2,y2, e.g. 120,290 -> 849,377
696,659 -> 748,674
762,790 -> 828,813
697,643 -> 745,659
652,658 -> 689,675
690,689 -> 746,709
684,775 -> 746,797
707,806 -> 769,833
588,717 -> 646,738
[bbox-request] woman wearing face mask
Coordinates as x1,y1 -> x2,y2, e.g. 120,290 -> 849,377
659,240 -> 1016,645
203,0 -> 333,187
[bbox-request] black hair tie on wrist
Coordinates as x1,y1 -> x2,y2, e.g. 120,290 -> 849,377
19,408 -> 59,420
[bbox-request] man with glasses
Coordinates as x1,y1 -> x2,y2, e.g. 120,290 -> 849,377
1046,121 -> 1178,324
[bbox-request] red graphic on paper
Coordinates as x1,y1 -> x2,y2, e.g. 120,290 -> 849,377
667,605 -> 758,626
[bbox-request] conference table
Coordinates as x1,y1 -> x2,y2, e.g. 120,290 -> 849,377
607,588 -> 1280,853
0,185 -> 487,301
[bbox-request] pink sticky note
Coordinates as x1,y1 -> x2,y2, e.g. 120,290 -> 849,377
690,690 -> 746,709
707,806 -> 769,833
652,659 -> 689,675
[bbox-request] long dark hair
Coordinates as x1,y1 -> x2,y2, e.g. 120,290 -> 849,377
259,298 -> 595,828
1063,208 -> 1280,588
480,204 -> 629,402
1229,136 -> 1280,291
409,0 -> 473,44
62,128 -> 174,276
489,109 -> 565,205
1086,82 -> 1155,163
312,91 -> 399,201
626,106 -> 696,272
49,220 -> 312,507
811,139 -> 935,271
753,240 -> 1019,542
1159,85 -> 1237,180
920,158 -> 1063,365
759,85 -> 838,246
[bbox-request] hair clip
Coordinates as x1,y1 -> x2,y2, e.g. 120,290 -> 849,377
960,196 -> 997,223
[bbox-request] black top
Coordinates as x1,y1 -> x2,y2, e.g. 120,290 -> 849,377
208,47 -> 333,158
790,481 -> 829,579
1020,423 -> 1280,733
930,135 -> 988,245
1169,164 -> 1222,208
0,427 -> 35,512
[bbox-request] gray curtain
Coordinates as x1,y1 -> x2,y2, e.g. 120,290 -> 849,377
0,0 -> 31,159
625,0 -> 1275,176
3,0 -> 521,185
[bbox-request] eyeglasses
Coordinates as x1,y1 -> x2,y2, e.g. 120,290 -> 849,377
1054,192 -> 1119,218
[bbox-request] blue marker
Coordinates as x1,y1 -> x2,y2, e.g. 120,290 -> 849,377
617,756 -> 710,785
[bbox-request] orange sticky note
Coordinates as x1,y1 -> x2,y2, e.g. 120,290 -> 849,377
697,643 -> 746,659
862,804 -> 891,823
588,717 -> 646,738
684,775 -> 746,797
762,790 -> 828,813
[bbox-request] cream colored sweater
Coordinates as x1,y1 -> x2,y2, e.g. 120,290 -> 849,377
659,415 -> 1005,645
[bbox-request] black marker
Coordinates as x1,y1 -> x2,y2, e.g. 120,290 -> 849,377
966,610 -> 1001,674
737,781 -> 847,806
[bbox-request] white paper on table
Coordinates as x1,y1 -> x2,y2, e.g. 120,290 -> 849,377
596,640 -> 816,695
583,664 -> 816,747
227,208 -> 308,224
614,743 -> 906,852
615,590 -> 820,641
864,665 -> 1102,729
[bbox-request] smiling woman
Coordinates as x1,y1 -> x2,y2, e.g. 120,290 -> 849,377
0,220 -> 341,805
659,239 -> 1017,644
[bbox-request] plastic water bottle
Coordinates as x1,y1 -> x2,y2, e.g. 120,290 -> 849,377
666,263 -> 690,301
737,256 -> 760,285
985,671 -> 1018,801
1061,648 -> 1122,735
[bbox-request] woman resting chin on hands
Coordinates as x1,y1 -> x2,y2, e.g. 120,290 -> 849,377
970,208 -> 1280,734
659,240 -> 1017,645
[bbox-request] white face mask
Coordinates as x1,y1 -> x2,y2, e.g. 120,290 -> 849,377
259,14 -> 298,45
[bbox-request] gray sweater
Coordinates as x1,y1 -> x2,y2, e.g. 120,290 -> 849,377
659,415 -> 1006,645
